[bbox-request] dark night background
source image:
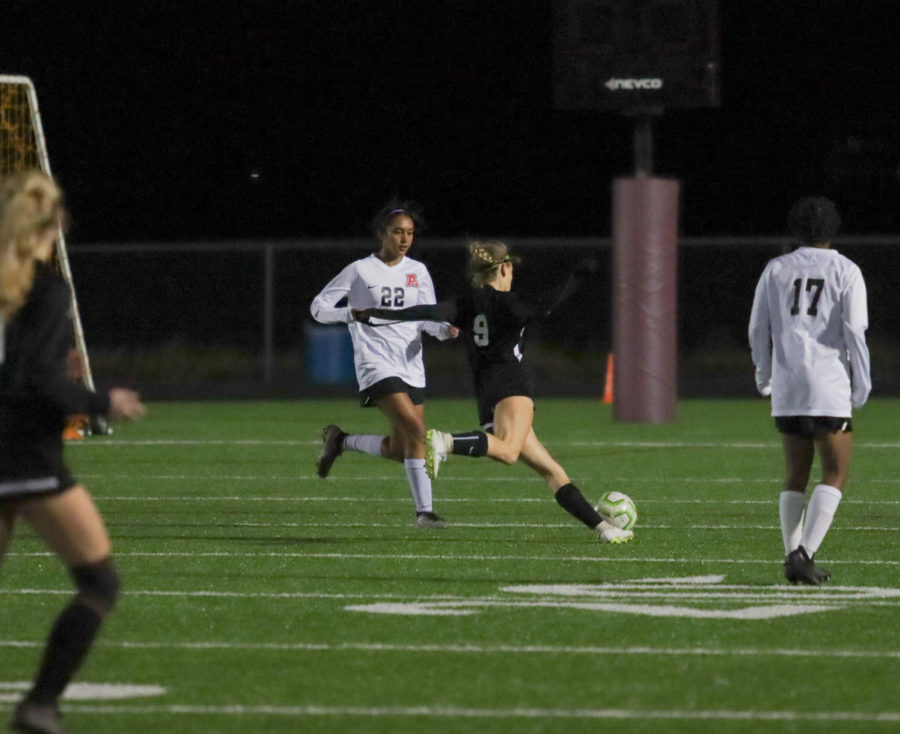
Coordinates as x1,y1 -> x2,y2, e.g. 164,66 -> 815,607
3,0 -> 900,397
3,0 -> 900,243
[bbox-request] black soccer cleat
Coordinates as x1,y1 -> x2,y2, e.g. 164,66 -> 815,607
784,546 -> 831,585
316,424 -> 347,478
10,700 -> 67,734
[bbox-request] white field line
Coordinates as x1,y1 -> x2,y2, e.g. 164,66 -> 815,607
56,519 -> 897,532
0,702 -> 897,723
76,474 -> 900,487
4,589 -> 900,610
67,439 -> 900,449
86,495 -> 900,506
2,638 -> 899,659
3,583 -> 898,600
4,551 -> 899,566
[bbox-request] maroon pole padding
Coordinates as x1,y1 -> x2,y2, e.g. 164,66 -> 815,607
612,177 -> 680,422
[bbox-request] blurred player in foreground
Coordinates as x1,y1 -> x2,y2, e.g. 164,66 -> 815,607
310,200 -> 456,528
0,170 -> 145,734
749,197 -> 870,585
354,239 -> 633,544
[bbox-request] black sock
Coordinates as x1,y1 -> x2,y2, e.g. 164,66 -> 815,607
555,483 -> 603,529
27,601 -> 103,704
450,431 -> 488,457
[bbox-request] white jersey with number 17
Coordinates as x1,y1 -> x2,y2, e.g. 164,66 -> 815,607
748,246 -> 871,417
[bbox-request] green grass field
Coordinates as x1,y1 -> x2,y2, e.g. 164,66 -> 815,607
1,398 -> 898,733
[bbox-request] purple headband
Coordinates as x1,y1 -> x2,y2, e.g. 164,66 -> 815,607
387,208 -> 407,217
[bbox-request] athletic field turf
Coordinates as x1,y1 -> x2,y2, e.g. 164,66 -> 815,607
1,398 -> 898,733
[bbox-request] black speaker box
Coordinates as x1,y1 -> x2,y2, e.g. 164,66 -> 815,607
553,0 -> 720,110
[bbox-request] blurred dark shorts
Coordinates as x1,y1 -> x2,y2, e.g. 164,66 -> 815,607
0,441 -> 76,503
359,377 -> 425,408
775,416 -> 852,438
476,364 -> 534,428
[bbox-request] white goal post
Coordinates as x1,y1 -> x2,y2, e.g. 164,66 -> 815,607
0,74 -> 106,432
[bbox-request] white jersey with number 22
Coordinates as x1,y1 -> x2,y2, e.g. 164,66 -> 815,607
310,254 -> 451,391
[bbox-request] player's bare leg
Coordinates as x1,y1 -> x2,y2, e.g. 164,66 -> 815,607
485,396 -> 534,465
375,395 -> 444,527
375,393 -> 426,461
518,428 -> 631,544
12,487 -> 120,734
782,434 -> 814,493
517,427 -> 568,490
19,486 -> 111,566
781,432 -> 844,585
814,428 -> 852,490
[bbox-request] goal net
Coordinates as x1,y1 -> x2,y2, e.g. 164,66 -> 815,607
1,74 -> 106,434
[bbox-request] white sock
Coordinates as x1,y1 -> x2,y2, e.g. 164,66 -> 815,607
779,490 -> 806,553
344,434 -> 384,457
404,458 -> 433,513
800,484 -> 842,555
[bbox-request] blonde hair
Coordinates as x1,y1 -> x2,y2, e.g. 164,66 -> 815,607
466,239 -> 520,287
0,170 -> 64,319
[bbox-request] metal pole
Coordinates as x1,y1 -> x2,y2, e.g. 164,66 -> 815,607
263,245 -> 274,385
634,114 -> 653,177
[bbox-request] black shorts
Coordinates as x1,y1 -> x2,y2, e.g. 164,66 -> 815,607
775,416 -> 852,438
475,364 -> 534,427
359,376 -> 425,408
0,438 -> 76,502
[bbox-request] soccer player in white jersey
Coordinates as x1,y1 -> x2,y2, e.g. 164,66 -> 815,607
309,200 -> 456,528
749,197 -> 870,585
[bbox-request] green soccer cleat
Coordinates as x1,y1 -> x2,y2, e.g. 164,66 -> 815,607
424,429 -> 451,480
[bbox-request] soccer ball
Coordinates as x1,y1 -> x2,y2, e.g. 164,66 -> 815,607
595,491 -> 638,530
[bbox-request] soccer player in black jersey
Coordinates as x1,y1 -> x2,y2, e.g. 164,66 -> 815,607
354,240 -> 632,544
1,171 -> 145,734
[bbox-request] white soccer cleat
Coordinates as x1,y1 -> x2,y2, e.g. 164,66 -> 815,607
597,520 -> 634,544
415,511 -> 448,529
425,429 -> 452,480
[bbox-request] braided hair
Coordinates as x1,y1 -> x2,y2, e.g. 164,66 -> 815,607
466,239 -> 521,287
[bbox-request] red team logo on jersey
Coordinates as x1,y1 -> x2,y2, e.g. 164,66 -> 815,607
406,274 -> 418,288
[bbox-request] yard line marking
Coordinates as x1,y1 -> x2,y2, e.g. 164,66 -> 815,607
67,438 -> 900,449
0,702 -> 896,723
2,639 -> 899,659
69,440 -> 307,446
0,589 -> 450,600
4,552 -> 899,566
62,519 -> 896,532
5,583 -> 898,600
86,495 -> 900,506
76,474 -> 900,485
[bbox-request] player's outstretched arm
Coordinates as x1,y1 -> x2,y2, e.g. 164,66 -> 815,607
353,300 -> 458,325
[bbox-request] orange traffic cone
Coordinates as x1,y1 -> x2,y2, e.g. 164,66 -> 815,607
602,354 -> 614,404
63,414 -> 89,440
